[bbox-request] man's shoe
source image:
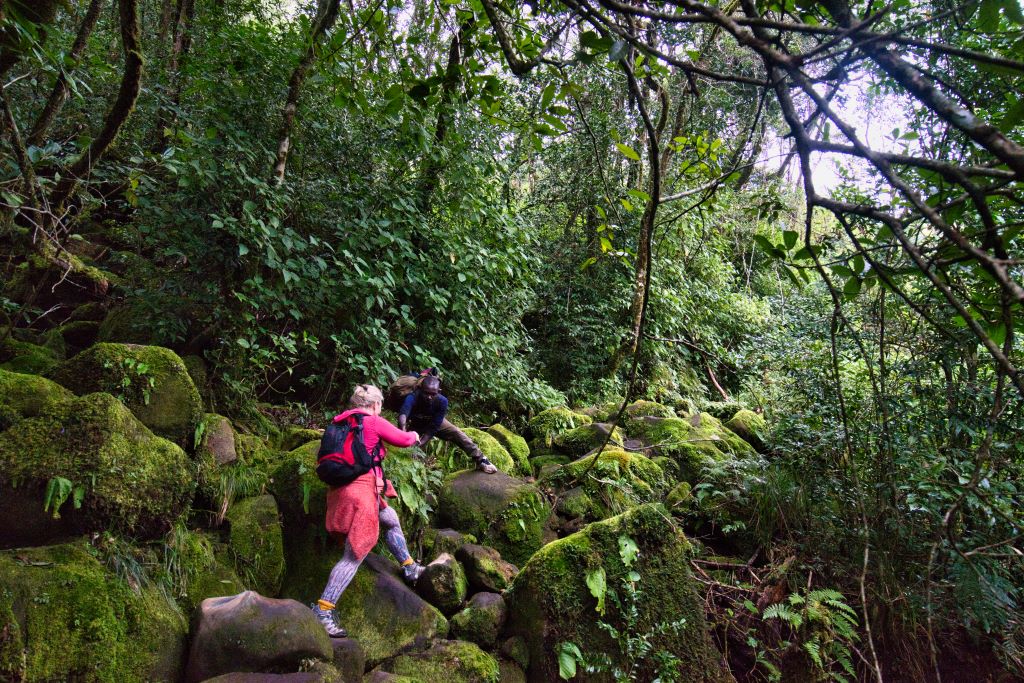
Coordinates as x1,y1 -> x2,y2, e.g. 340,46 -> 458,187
312,604 -> 347,638
402,562 -> 425,585
475,456 -> 498,474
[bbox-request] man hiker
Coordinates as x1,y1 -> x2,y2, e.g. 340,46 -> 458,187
396,375 -> 498,474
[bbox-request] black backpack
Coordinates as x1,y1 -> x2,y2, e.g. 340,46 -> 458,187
315,413 -> 381,487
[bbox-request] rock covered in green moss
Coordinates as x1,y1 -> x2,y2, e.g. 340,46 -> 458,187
456,426 -> 517,475
624,400 -> 676,420
331,638 -> 366,682
0,337 -> 60,375
185,591 -> 332,683
54,319 -> 100,351
0,542 -> 188,682
547,449 -> 666,522
455,544 -> 518,593
630,414 -> 753,482
505,504 -> 728,682
376,640 -> 499,683
486,424 -> 531,474
226,494 -> 285,596
280,425 -> 324,452
49,342 -> 203,448
199,413 -> 239,465
666,481 -> 693,511
437,471 -> 549,566
416,552 -> 468,616
529,454 -> 569,478
526,407 -> 592,448
422,528 -> 477,562
552,422 -> 625,457
7,251 -> 115,309
332,554 -> 449,666
97,303 -> 159,345
159,527 -> 245,614
0,393 -> 193,546
0,368 -> 73,429
450,592 -> 507,648
700,401 -> 744,420
725,409 -> 767,451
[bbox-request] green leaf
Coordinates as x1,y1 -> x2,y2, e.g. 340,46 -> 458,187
557,642 -> 581,680
999,96 -> 1024,130
979,0 -> 1001,32
843,277 -> 862,299
616,143 -> 640,161
540,83 -> 557,110
238,243 -> 249,256
585,566 -> 607,614
782,230 -> 798,250
618,534 -> 640,567
754,234 -> 778,256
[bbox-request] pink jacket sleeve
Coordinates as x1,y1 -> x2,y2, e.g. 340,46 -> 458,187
371,415 -> 418,448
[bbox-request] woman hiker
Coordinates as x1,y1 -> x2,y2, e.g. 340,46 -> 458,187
312,383 -> 426,637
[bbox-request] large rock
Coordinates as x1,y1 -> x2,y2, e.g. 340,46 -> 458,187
331,554 -> 449,666
505,504 -> 729,682
455,544 -> 518,593
226,495 -> 285,596
461,427 -> 518,476
623,400 -> 676,420
526,407 -> 592,449
6,251 -> 115,310
415,552 -> 468,616
375,640 -> 499,682
437,471 -> 549,566
545,449 -> 667,522
48,342 -> 203,448
0,393 -> 193,548
486,424 -> 531,475
331,638 -> 366,683
421,528 -> 476,562
450,592 -> 507,648
0,367 -> 73,430
199,413 -> 239,465
185,591 -> 332,683
552,422 -> 625,458
0,542 -> 187,682
0,337 -> 61,375
725,409 -> 767,451
629,414 -> 753,482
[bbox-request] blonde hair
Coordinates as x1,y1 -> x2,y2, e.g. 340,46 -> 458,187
349,383 -> 384,409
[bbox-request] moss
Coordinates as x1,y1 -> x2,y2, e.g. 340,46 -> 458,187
725,409 -> 767,450
0,541 -> 187,682
527,407 -> 592,448
529,454 -> 569,476
158,527 -> 245,615
0,368 -> 73,428
624,400 -> 676,420
548,450 -> 666,521
280,425 -> 324,452
437,472 -> 550,566
505,504 -> 727,682
450,594 -> 506,648
48,343 -> 203,449
486,424 -> 531,474
700,401 -> 744,421
382,640 -> 499,683
630,414 -> 753,482
181,354 -> 212,407
54,320 -> 100,351
225,494 -> 285,596
0,393 -> 194,539
553,423 -> 625,458
665,481 -> 693,510
332,556 -> 449,666
460,427 -> 517,475
0,337 -> 60,375
421,528 -> 477,561
6,251 -> 116,308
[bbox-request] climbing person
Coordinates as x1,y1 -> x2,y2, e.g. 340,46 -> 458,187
396,374 -> 498,474
312,383 -> 426,638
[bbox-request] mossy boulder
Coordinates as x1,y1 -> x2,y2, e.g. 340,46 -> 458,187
160,528 -> 246,614
529,454 -> 569,478
49,343 -> 203,448
546,450 -> 667,522
280,425 -> 324,452
624,400 -> 676,420
552,422 -> 625,458
450,592 -> 507,648
455,544 -> 518,593
437,471 -> 550,566
0,542 -> 188,682
416,553 -> 468,616
54,319 -> 100,351
504,504 -> 728,682
630,414 -> 754,482
97,303 -> 160,345
185,591 -> 332,683
198,413 -> 239,466
226,494 -> 285,596
0,368 -> 73,429
7,251 -> 115,309
332,554 -> 449,666
700,401 -> 744,421
486,424 -> 531,474
456,427 -> 516,475
725,409 -> 767,451
0,393 -> 193,547
0,337 -> 60,375
526,407 -> 592,448
376,640 -> 499,683
421,528 -> 477,562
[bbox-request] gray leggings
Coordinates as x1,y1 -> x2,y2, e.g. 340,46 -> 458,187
320,506 -> 411,605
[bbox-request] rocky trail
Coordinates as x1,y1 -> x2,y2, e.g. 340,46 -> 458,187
1,317 -> 766,681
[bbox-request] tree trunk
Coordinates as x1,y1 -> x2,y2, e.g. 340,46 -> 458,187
27,0 -> 104,147
272,0 -> 343,185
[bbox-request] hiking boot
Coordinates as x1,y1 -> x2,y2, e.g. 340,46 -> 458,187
402,562 -> 425,585
312,604 -> 347,638
475,456 -> 498,474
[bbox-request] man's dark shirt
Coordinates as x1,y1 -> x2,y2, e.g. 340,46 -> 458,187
399,390 -> 448,441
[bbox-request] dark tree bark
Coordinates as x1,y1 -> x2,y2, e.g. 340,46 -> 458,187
27,0 -> 105,147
